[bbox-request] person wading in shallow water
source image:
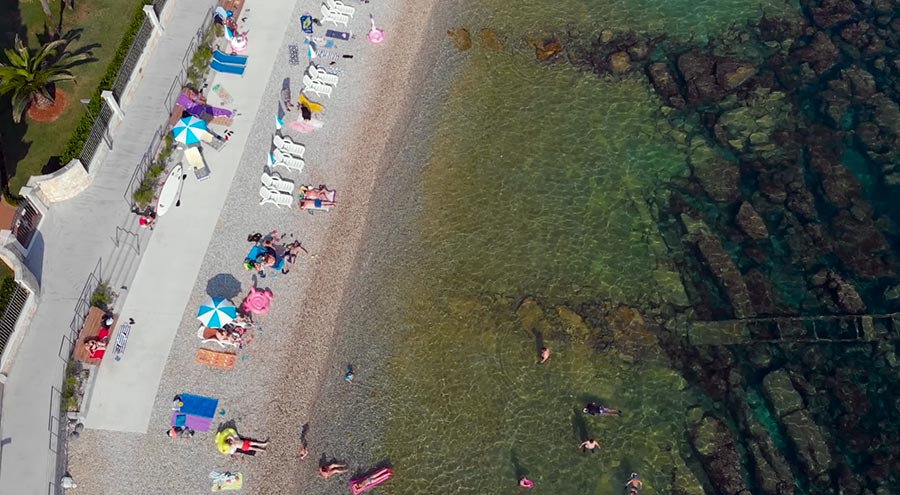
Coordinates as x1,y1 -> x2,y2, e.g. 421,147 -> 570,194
538,346 -> 551,364
579,438 -> 601,453
625,472 -> 643,492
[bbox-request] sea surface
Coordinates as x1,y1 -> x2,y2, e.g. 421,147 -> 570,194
309,0 -> 900,493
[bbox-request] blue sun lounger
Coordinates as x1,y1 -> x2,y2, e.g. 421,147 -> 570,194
213,50 -> 249,66
211,59 -> 246,76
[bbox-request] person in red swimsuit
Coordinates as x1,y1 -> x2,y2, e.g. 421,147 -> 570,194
225,435 -> 268,454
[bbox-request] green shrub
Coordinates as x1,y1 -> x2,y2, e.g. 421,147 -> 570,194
62,360 -> 82,411
60,0 -> 155,164
132,180 -> 155,208
0,277 -> 17,314
146,163 -> 165,181
90,282 -> 114,309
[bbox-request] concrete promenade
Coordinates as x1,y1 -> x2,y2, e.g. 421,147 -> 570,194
85,0 -> 296,433
0,1 -> 217,493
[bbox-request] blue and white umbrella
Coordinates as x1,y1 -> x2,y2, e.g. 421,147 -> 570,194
172,116 -> 210,146
197,297 -> 237,328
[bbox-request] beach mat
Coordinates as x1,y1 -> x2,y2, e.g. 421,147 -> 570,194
196,349 -> 236,369
325,30 -> 350,40
172,413 -> 214,431
303,37 -> 336,49
211,472 -> 243,492
178,393 -> 219,418
212,84 -> 233,105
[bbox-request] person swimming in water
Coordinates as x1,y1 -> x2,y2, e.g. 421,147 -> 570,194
625,472 -> 642,492
583,402 -> 622,416
518,476 -> 534,489
579,438 -> 601,453
538,346 -> 551,364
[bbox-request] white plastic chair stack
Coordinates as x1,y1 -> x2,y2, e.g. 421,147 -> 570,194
302,74 -> 333,98
261,172 -> 295,195
271,149 -> 305,174
325,0 -> 355,17
320,4 -> 349,27
259,186 -> 294,208
308,65 -> 339,87
273,134 -> 305,158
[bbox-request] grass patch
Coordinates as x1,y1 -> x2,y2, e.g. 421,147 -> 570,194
0,0 -> 146,194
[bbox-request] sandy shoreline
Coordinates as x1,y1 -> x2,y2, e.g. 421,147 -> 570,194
67,0 -> 446,492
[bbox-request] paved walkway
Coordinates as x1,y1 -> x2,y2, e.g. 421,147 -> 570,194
84,0 -> 295,433
0,1 -> 216,493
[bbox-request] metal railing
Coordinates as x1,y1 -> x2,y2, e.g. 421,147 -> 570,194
78,103 -> 113,170
0,283 -> 30,357
11,197 -> 42,249
111,18 -> 155,101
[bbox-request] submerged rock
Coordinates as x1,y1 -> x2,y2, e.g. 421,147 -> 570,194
609,51 -> 631,74
479,29 -> 502,51
688,138 -> 740,203
531,36 -> 563,61
556,306 -> 590,340
762,369 -> 805,417
447,28 -> 472,51
690,416 -> 751,495
809,269 -> 866,313
736,202 -> 769,240
647,62 -> 685,108
781,409 -> 834,477
682,214 -> 756,318
715,59 -> 758,91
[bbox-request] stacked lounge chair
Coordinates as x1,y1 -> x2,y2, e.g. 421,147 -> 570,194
211,50 -> 249,76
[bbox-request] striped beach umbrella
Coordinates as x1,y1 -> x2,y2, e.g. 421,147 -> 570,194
172,116 -> 209,145
197,297 -> 237,328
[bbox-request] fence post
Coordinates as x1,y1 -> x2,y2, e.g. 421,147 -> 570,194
142,4 -> 164,33
101,91 -> 125,122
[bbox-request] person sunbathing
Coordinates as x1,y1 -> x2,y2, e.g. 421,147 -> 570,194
319,462 -> 349,479
84,338 -> 108,359
303,185 -> 335,201
225,435 -> 268,454
214,328 -> 242,345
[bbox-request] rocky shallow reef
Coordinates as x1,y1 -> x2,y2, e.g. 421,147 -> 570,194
496,0 -> 900,493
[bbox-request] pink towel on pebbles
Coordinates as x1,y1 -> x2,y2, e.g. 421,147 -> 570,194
289,118 -> 323,133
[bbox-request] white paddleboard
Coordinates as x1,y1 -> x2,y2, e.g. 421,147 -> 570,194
156,164 -> 183,217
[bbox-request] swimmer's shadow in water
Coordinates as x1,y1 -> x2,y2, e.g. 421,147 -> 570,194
571,408 -> 589,442
511,449 -> 528,479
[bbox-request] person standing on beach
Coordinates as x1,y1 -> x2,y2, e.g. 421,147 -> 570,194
538,347 -> 551,364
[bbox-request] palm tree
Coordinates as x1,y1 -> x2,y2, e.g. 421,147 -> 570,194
38,0 -> 59,38
0,36 -> 89,123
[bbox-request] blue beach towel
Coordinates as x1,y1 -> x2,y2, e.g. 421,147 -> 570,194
300,14 -> 314,34
178,393 -> 219,419
245,246 -> 266,269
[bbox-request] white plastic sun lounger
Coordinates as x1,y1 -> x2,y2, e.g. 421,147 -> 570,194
320,5 -> 349,27
308,65 -> 339,87
259,186 -> 294,207
261,172 -> 295,195
272,149 -> 305,174
302,74 -> 333,98
325,0 -> 355,17
273,134 -> 305,158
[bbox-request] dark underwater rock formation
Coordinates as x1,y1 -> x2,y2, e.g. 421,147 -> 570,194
689,415 -> 751,495
735,202 -> 768,240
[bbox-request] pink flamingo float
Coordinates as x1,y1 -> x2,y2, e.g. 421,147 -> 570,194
367,16 -> 385,44
242,286 -> 274,315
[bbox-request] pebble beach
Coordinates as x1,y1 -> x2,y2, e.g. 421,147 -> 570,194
68,0 -> 444,492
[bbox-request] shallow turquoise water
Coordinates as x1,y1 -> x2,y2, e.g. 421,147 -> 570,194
330,0 -> 808,493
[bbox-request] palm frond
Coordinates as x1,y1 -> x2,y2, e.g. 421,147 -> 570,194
10,93 -> 30,123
